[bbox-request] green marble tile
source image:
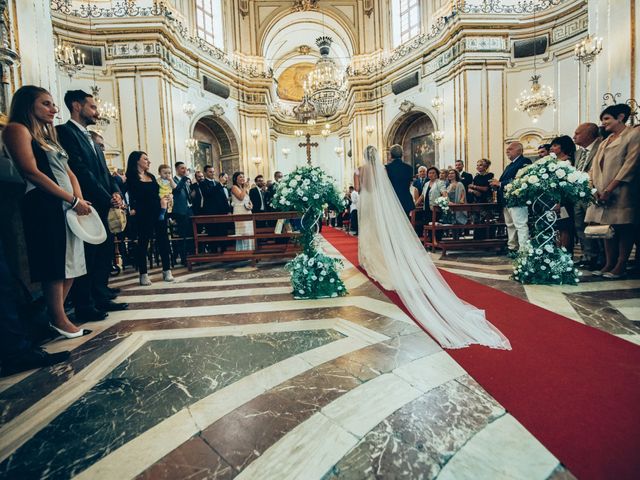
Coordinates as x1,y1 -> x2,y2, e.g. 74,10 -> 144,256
0,329 -> 343,480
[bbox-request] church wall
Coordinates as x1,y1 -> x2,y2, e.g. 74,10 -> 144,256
14,0 -> 58,98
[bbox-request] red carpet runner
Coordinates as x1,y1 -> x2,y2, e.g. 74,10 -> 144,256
322,226 -> 640,480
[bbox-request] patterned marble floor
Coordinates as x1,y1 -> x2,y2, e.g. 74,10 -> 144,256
4,238 -> 631,479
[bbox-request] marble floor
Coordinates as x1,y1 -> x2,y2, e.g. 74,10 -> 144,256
1,238 -> 637,479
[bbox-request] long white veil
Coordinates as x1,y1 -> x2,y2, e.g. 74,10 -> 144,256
357,145 -> 511,350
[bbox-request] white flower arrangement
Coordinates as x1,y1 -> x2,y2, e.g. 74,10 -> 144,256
435,196 -> 450,213
512,242 -> 581,285
505,156 -> 593,208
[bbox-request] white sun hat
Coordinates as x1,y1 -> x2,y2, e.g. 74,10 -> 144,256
66,208 -> 107,244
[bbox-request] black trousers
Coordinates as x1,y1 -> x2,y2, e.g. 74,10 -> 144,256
0,240 -> 30,361
137,218 -> 171,274
350,210 -> 358,234
71,210 -> 113,310
172,213 -> 194,263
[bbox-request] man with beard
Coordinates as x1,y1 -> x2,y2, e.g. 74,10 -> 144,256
57,90 -> 127,321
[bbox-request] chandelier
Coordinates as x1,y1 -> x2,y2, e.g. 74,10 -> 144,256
55,41 -> 85,78
574,35 -> 603,69
515,75 -> 556,123
304,36 -> 347,118
90,86 -> 119,127
293,94 -> 317,123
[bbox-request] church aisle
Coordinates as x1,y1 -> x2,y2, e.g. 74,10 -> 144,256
0,258 -> 573,479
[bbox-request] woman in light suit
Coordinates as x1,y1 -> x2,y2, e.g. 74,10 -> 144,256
585,104 -> 640,279
417,166 -> 447,225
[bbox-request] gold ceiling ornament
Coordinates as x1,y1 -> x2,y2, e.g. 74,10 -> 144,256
304,36 -> 347,118
298,45 -> 312,55
292,0 -> 318,12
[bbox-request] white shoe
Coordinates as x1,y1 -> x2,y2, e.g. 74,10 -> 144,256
139,273 -> 152,286
162,270 -> 174,282
49,323 -> 92,339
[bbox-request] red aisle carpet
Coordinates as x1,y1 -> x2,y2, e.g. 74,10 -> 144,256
322,226 -> 640,480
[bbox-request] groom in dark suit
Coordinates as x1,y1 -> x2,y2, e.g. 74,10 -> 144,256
200,165 -> 231,252
57,90 -> 127,320
386,144 -> 414,215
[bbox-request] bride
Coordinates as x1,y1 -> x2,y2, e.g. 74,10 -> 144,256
354,145 -> 511,350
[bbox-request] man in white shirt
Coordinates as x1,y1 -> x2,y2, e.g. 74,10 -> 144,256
349,186 -> 359,235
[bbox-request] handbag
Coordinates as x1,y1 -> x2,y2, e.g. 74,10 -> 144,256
584,224 -> 614,239
107,207 -> 127,234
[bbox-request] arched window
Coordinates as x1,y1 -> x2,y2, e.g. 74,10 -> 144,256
196,0 -> 224,49
391,0 -> 421,47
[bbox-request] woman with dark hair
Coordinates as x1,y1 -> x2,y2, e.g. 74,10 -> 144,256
446,169 -> 467,225
125,151 -> 173,285
550,135 -> 578,251
230,171 -> 254,251
585,104 -> 640,278
3,85 -> 92,338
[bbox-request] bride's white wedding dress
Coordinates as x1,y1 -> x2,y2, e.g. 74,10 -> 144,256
357,145 -> 511,350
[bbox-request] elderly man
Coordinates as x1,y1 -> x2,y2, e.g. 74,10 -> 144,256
490,142 -> 532,255
573,123 -> 604,269
412,166 -> 428,202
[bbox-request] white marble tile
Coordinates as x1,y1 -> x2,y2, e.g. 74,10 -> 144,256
235,412 -> 359,480
299,337 -> 371,367
127,276 -> 290,291
321,373 -> 422,437
74,408 -> 199,480
437,414 -> 558,480
118,286 -> 292,304
616,334 -> 640,346
393,351 -> 467,393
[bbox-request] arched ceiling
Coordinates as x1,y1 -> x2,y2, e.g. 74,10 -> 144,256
262,11 -> 354,79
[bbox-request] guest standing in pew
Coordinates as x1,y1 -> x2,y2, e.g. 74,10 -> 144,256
200,165 -> 232,253
57,89 -> 127,320
125,151 -> 174,286
3,85 -> 92,338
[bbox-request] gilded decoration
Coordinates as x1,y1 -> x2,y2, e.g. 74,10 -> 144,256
551,14 -> 588,45
277,62 -> 315,102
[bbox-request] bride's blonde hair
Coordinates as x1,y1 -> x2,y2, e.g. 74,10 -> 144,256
364,145 -> 378,163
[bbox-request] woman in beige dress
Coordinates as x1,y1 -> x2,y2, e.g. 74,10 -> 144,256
585,104 -> 640,278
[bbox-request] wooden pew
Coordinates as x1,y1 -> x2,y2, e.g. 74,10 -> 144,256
423,203 -> 507,256
187,211 -> 302,270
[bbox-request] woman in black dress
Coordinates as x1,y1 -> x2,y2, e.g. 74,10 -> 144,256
125,151 -> 173,286
550,135 -> 577,252
3,86 -> 92,338
468,159 -> 494,203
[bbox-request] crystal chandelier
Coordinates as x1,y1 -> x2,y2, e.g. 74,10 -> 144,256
90,86 -> 119,127
515,75 -> 556,123
293,94 -> 317,123
574,35 -> 603,69
55,41 -> 85,78
304,36 -> 347,118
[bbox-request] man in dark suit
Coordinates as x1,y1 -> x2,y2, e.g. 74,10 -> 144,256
385,144 -> 414,216
57,90 -> 127,320
200,165 -> 231,252
250,175 -> 268,230
454,159 -> 474,201
172,161 -> 193,265
190,170 -> 204,215
490,142 -> 532,255
573,123 -> 604,268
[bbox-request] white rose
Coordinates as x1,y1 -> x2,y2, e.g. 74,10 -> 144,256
521,183 -> 528,189
548,163 -> 557,171
541,173 -> 549,179
567,172 -> 579,183
541,265 -> 547,270
555,169 -> 566,179
295,175 -> 302,181
579,191 -> 586,197
290,179 -> 298,187
528,175 -> 539,184
313,194 -> 320,199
